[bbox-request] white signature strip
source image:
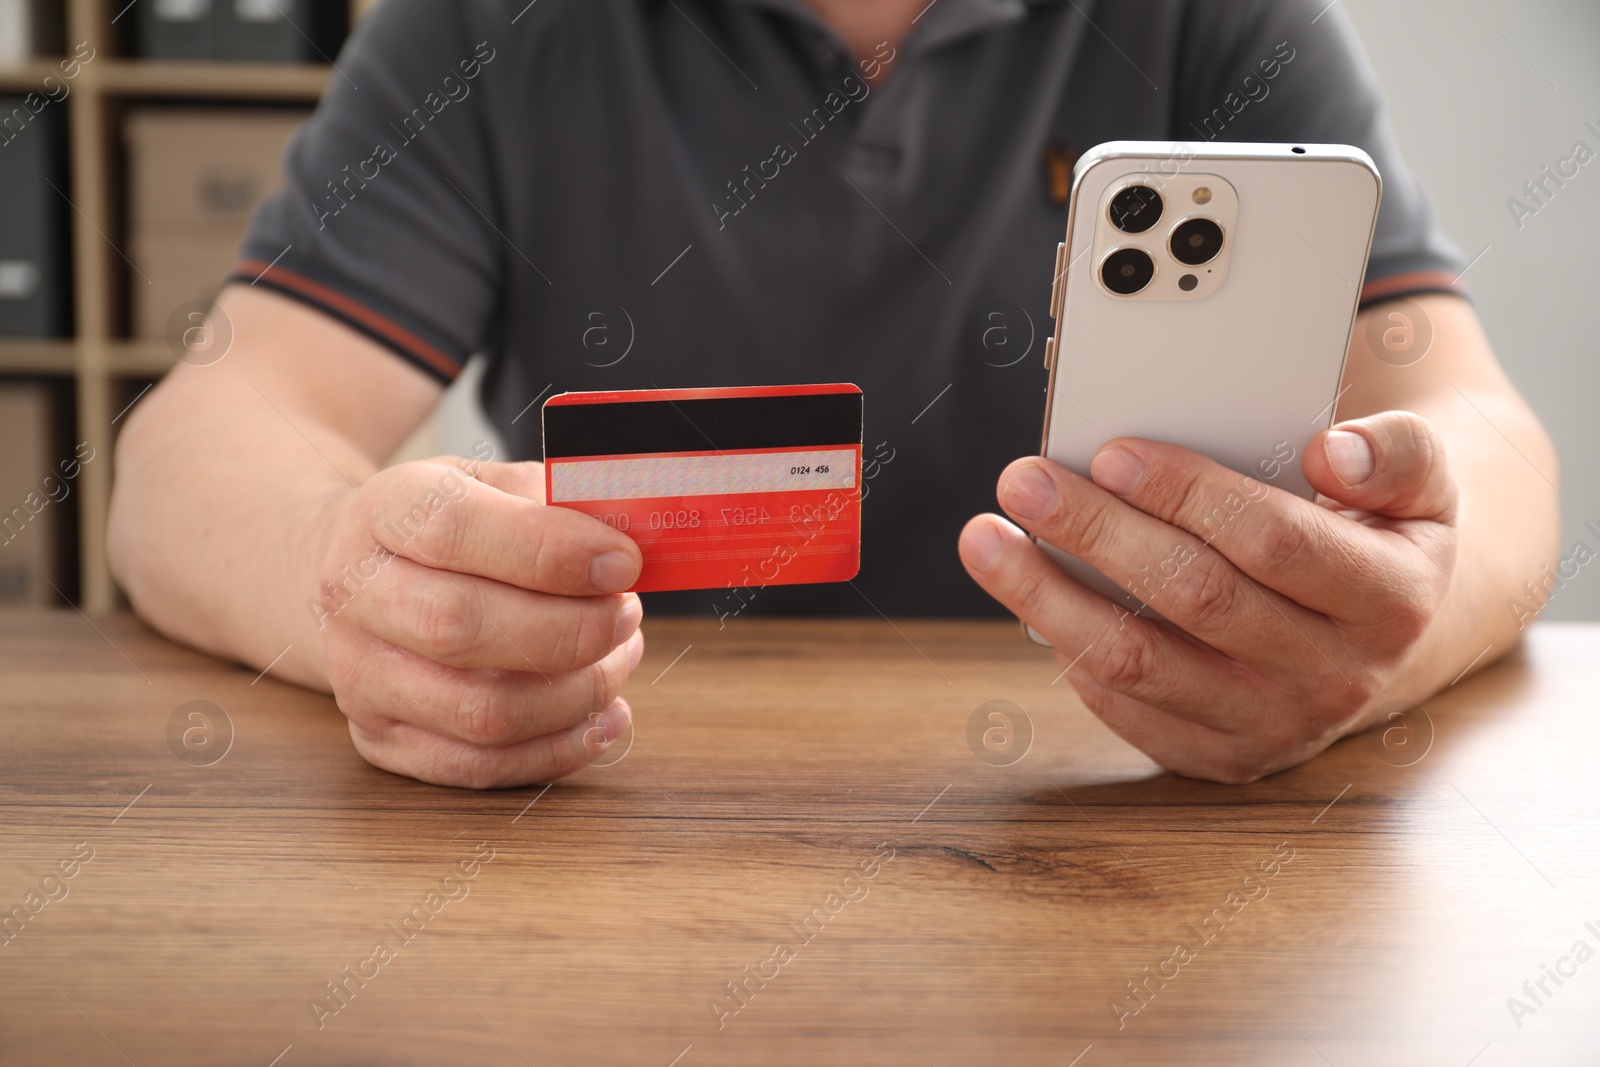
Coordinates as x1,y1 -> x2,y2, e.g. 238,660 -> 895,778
549,448 -> 858,503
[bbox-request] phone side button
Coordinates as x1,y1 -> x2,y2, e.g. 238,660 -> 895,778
1044,334 -> 1057,371
1049,242 -> 1067,319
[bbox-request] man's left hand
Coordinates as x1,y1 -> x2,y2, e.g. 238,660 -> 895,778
958,411 -> 1459,783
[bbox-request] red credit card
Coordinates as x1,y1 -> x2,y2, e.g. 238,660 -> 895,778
542,384 -> 863,593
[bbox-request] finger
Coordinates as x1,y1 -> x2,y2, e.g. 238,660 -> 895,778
958,514 -> 1269,733
363,461 -> 642,595
993,457 -> 1325,661
349,555 -> 643,672
1303,411 -> 1459,523
349,697 -> 634,789
335,626 -> 643,747
1083,439 -> 1396,620
1066,674 -> 1268,785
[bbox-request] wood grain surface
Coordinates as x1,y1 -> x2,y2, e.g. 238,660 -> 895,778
1,610 -> 1597,1066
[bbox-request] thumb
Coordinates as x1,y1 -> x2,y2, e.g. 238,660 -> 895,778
435,455 -> 547,504
1304,411 -> 1457,523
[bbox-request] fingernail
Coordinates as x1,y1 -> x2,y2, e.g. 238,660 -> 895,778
1002,465 -> 1057,520
1090,447 -> 1143,496
1325,430 -> 1375,487
589,549 -> 638,593
961,520 -> 1005,573
625,627 -> 645,671
613,593 -> 643,648
587,701 -> 630,749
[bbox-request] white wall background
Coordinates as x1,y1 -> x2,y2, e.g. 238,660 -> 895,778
413,0 -> 1600,620
1344,0 -> 1600,619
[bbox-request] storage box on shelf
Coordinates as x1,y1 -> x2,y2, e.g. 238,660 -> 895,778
125,107 -> 308,338
0,382 -> 78,605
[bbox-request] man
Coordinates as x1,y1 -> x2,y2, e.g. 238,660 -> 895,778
108,0 -> 1559,788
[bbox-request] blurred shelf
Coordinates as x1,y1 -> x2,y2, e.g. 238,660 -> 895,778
108,339 -> 176,376
99,60 -> 332,99
3,59 -> 332,98
0,339 -> 176,376
11,0 -> 365,610
0,60 -> 64,91
0,340 -> 78,375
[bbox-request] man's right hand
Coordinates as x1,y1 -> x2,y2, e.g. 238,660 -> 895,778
313,455 -> 646,789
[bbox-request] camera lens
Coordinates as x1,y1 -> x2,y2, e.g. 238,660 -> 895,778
1109,185 -> 1162,234
1170,217 -> 1225,265
1100,248 -> 1155,295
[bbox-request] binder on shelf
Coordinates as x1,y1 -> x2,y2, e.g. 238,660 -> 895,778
0,97 -> 70,338
137,0 -> 217,61
219,0 -> 311,63
137,0 -> 348,62
0,0 -> 64,63
0,0 -> 31,63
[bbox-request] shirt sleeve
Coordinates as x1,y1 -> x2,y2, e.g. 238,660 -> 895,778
1170,0 -> 1468,307
230,0 -> 505,382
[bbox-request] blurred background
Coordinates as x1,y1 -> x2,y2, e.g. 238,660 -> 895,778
0,0 -> 1596,618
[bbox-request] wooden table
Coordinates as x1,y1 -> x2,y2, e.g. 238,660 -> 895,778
1,611 -> 1597,1066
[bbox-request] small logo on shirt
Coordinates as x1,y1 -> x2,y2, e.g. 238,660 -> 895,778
1042,142 -> 1079,208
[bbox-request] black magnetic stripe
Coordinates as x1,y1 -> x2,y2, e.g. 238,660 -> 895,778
542,392 -> 862,459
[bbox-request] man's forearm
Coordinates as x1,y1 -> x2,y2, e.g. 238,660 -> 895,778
1337,296 -> 1561,708
108,375 -> 372,691
1388,384 -> 1560,700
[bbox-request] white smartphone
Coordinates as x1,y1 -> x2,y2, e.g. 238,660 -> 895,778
1028,140 -> 1381,645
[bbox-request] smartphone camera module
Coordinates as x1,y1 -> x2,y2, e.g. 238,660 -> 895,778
1100,248 -> 1155,295
1169,217 -> 1225,266
1089,171 -> 1235,302
1109,185 -> 1163,234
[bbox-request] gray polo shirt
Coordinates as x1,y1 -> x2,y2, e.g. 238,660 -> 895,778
235,0 -> 1466,617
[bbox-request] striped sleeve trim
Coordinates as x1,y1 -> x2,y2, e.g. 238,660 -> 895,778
1359,269 -> 1469,307
230,259 -> 464,382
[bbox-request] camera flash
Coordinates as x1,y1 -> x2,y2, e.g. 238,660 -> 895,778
1192,187 -> 1212,204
